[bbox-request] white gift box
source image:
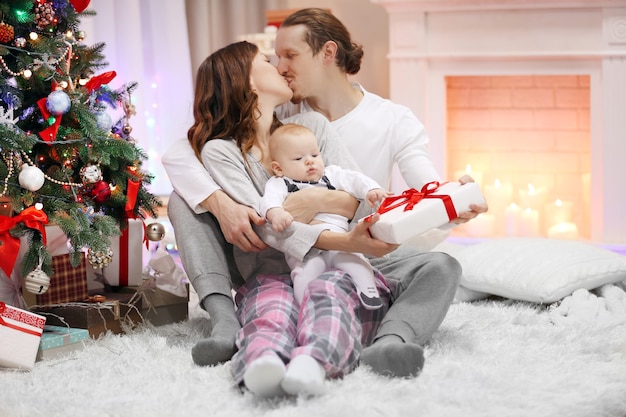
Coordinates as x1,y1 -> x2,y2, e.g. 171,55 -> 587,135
86,219 -> 147,287
0,302 -> 46,370
365,182 -> 486,244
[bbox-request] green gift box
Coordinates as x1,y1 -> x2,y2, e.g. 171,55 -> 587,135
36,325 -> 90,361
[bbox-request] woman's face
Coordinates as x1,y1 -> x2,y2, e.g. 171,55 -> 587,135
250,52 -> 293,106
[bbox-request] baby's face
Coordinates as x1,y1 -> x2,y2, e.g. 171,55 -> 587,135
273,131 -> 324,182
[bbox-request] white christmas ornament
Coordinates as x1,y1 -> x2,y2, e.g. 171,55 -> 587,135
96,112 -> 113,132
24,267 -> 50,295
18,164 -> 45,191
80,164 -> 102,184
46,89 -> 71,115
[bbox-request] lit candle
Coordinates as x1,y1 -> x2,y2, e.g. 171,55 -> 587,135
547,222 -> 579,240
518,183 -> 548,210
454,164 -> 483,186
482,179 -> 513,236
463,213 -> 496,238
518,208 -> 540,237
544,198 -> 574,230
504,203 -> 521,236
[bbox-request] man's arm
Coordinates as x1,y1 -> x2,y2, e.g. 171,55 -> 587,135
162,138 -> 266,252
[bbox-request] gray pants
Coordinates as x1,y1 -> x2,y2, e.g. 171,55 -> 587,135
167,191 -> 460,346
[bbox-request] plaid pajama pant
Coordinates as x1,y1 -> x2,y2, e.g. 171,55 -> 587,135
231,269 -> 394,384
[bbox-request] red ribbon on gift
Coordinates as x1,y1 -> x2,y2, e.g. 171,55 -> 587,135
0,207 -> 49,278
365,181 -> 458,223
0,302 -> 45,337
84,71 -> 117,93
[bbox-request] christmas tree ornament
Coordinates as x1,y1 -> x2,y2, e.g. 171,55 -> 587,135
0,22 -> 15,44
70,0 -> 91,13
90,180 -> 111,203
80,164 -> 102,184
87,247 -> 113,269
46,90 -> 71,115
96,112 -> 113,132
14,37 -> 26,48
24,267 -> 50,295
35,1 -> 56,28
146,222 -> 166,241
18,164 -> 45,192
76,30 -> 86,41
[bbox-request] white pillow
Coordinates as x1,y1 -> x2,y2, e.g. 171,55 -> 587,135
457,238 -> 626,304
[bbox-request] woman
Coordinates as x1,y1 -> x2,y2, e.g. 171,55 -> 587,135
187,41 -> 397,398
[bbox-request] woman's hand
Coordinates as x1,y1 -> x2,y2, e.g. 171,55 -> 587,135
203,190 -> 268,252
452,174 -> 489,224
316,213 -> 399,258
283,188 -> 359,223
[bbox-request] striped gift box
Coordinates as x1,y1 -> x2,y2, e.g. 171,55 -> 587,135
0,302 -> 46,370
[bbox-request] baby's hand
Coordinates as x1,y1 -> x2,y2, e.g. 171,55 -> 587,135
366,188 -> 390,208
266,207 -> 293,232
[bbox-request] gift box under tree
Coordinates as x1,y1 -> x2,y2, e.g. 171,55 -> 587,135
36,325 -> 90,361
0,302 -> 46,370
364,181 -> 486,244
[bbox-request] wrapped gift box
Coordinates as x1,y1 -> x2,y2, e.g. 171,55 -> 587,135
0,302 -> 46,370
33,292 -> 142,338
365,182 -> 486,244
36,325 -> 90,361
120,284 -> 189,326
34,254 -> 89,306
86,219 -> 146,287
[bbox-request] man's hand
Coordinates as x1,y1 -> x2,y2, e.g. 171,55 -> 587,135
201,190 -> 268,252
452,174 -> 489,224
283,188 -> 359,223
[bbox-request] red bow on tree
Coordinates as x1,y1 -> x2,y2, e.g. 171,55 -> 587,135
0,207 -> 49,278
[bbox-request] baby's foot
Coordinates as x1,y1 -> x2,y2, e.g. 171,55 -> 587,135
358,287 -> 383,310
281,355 -> 326,397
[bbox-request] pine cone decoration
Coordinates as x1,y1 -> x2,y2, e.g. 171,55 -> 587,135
35,2 -> 56,28
0,22 -> 14,44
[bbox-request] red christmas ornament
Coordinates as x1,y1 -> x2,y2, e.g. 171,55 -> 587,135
0,22 -> 14,44
90,180 -> 111,203
70,0 -> 91,13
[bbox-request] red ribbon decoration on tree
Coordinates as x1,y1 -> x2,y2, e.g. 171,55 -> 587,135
84,71 -> 117,93
37,97 -> 62,142
365,181 -> 458,223
0,206 -> 49,278
70,0 -> 91,13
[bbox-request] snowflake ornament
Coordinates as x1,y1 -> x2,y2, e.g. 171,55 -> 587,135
0,106 -> 19,128
33,54 -> 58,71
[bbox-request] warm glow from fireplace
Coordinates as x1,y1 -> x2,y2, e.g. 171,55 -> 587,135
446,75 -> 590,239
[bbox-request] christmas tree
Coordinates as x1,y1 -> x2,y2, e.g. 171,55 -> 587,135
0,0 -> 161,281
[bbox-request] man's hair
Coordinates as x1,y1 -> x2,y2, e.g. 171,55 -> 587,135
281,8 -> 363,75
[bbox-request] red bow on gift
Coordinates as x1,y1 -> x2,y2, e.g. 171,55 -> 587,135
365,181 -> 458,223
0,207 -> 49,278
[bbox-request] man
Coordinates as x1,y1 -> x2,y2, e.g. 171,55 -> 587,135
162,8 -> 487,378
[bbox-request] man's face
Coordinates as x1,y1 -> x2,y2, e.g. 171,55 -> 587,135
275,24 -> 323,104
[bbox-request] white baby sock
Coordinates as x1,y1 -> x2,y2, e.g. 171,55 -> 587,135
281,354 -> 326,397
243,354 -> 286,398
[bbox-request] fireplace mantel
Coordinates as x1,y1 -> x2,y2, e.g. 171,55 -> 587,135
371,0 -> 626,244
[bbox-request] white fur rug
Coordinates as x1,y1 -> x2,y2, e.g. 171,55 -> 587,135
1,285 -> 626,417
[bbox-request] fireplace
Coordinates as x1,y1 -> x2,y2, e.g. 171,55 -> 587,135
372,0 -> 626,244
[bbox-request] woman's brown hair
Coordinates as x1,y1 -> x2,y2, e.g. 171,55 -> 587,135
187,41 -> 260,161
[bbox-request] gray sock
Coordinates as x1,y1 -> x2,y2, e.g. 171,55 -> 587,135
191,294 -> 240,366
360,335 -> 425,378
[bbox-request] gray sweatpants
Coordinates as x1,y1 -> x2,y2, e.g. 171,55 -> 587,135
167,191 -> 461,347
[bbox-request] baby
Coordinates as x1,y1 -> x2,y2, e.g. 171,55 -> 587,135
260,123 -> 389,310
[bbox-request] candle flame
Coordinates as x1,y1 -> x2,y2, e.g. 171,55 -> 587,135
555,199 -> 562,207
494,178 -> 501,188
465,164 -> 472,174
527,183 -> 535,195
